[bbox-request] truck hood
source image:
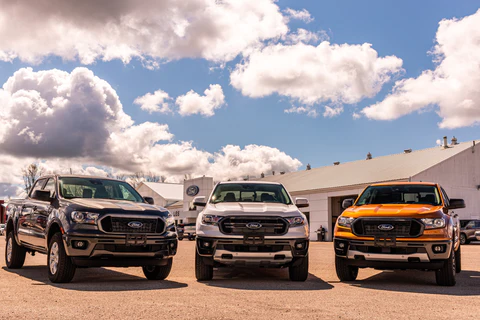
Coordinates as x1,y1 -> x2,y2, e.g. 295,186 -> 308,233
343,204 -> 444,218
204,202 -> 300,217
64,198 -> 168,213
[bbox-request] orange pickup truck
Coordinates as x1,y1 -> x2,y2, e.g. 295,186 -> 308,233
334,182 -> 465,286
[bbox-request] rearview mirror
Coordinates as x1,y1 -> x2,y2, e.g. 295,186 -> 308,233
144,197 -> 154,205
193,196 -> 206,207
342,199 -> 355,209
295,198 -> 309,208
448,199 -> 465,210
32,190 -> 52,202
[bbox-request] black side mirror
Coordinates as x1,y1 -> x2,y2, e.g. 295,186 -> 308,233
448,199 -> 465,210
32,190 -> 52,202
144,197 -> 154,205
342,199 -> 355,209
193,196 -> 206,207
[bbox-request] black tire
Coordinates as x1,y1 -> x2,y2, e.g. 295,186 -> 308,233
5,231 -> 26,269
178,237 -> 183,241
48,232 -> 76,283
142,258 -> 173,280
335,256 -> 358,281
454,244 -> 461,274
195,250 -> 213,281
188,235 -> 195,241
289,256 -> 309,281
460,233 -> 467,245
435,245 -> 456,286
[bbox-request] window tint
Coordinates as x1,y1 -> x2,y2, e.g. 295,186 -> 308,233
43,178 -> 56,197
356,185 -> 441,206
29,179 -> 46,197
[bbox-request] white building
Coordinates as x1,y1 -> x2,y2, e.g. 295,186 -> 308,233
137,182 -> 184,208
263,138 -> 480,241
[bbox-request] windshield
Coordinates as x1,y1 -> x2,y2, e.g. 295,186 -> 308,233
59,177 -> 144,202
356,185 -> 442,206
210,183 -> 292,205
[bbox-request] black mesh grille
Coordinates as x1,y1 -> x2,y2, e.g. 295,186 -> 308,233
352,219 -> 423,237
219,217 -> 288,236
101,216 -> 165,234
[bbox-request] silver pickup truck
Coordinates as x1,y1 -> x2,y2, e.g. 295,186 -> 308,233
194,181 -> 310,281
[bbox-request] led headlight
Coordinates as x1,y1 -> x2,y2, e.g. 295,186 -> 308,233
421,218 -> 445,229
337,216 -> 355,228
286,216 -> 305,226
164,212 -> 175,226
201,214 -> 222,225
71,211 -> 99,225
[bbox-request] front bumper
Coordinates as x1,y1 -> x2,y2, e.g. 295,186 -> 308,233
197,236 -> 308,267
475,231 -> 480,241
334,237 -> 452,269
63,232 -> 177,266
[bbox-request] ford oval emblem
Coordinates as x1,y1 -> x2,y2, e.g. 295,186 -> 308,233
378,224 -> 394,231
128,221 -> 143,228
246,222 -> 262,230
186,185 -> 200,197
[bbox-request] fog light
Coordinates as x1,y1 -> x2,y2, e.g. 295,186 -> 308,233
203,241 -> 211,248
170,242 -> 175,248
73,240 -> 87,249
339,242 -> 345,248
433,245 -> 446,253
296,243 -> 303,249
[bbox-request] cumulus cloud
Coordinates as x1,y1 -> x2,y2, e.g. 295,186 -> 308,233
175,84 -> 225,117
134,90 -> 172,114
0,67 -> 301,195
362,10 -> 480,128
0,0 -> 287,65
284,8 -> 314,23
323,105 -> 344,118
230,42 -> 403,109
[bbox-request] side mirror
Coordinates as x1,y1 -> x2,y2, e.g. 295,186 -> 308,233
193,196 -> 206,207
144,197 -> 154,205
342,199 -> 355,209
295,198 -> 309,208
32,190 -> 52,202
448,199 -> 465,210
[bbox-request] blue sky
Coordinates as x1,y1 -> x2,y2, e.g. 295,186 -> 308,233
0,0 -> 479,194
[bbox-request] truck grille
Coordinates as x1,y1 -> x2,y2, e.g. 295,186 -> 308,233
352,219 -> 423,237
219,217 -> 288,236
100,216 -> 165,234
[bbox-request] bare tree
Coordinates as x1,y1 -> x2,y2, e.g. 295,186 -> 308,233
22,163 -> 45,194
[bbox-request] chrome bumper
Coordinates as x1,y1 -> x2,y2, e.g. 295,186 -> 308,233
347,250 -> 430,262
475,231 -> 480,241
213,249 -> 293,265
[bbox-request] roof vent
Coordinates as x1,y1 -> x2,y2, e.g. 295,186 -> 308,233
404,149 -> 412,154
451,136 -> 458,145
334,161 -> 340,165
443,136 -> 449,148
280,171 -> 285,175
306,164 -> 311,170
260,172 -> 265,178
272,170 -> 275,175
366,152 -> 372,160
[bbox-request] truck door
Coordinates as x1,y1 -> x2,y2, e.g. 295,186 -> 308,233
30,177 -> 56,249
17,178 -> 47,246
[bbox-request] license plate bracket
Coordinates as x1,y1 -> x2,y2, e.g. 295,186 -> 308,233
243,235 -> 264,245
374,235 -> 396,247
126,234 -> 147,246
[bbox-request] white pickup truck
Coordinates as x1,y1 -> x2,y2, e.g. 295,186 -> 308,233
194,181 -> 310,281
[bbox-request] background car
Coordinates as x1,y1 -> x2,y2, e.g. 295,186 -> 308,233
460,219 -> 480,244
0,223 -> 5,235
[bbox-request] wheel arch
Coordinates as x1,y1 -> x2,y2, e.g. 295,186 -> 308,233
47,222 -> 63,246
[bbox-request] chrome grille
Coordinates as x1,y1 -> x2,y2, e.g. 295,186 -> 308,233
219,217 -> 288,236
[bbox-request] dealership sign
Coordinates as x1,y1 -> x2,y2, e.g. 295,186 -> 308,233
186,185 -> 200,197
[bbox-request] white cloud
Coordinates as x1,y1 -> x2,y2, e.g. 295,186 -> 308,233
134,90 -> 172,114
0,67 -> 301,195
284,106 -> 318,118
230,42 -> 403,109
284,8 -> 314,24
352,112 -> 361,120
283,28 -> 329,45
0,0 -> 287,65
323,105 -> 344,118
175,84 -> 225,117
362,10 -> 480,129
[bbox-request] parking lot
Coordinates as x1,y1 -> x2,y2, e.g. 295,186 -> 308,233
1,240 -> 479,320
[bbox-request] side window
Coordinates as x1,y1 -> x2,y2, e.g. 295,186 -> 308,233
29,179 -> 46,197
466,221 -> 475,229
475,221 -> 480,228
43,178 -> 56,197
440,187 -> 450,207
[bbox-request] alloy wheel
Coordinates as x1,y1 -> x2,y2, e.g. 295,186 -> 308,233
6,236 -> 12,263
49,242 -> 59,275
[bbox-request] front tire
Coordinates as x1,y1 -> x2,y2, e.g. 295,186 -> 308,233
289,256 -> 309,281
454,244 -> 461,273
5,231 -> 26,269
48,232 -> 76,283
195,251 -> 213,281
335,256 -> 358,281
460,233 -> 468,245
142,258 -> 173,280
435,246 -> 456,286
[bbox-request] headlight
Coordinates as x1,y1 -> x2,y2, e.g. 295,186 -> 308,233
201,214 -> 222,225
337,216 -> 355,228
421,218 -> 445,229
71,211 -> 99,225
285,216 -> 305,226
165,212 -> 175,226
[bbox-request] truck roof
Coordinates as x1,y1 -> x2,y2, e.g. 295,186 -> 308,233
38,174 -> 122,181
369,181 -> 437,187
218,181 -> 282,185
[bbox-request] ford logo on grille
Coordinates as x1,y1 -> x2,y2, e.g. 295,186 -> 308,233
246,222 -> 262,230
128,221 -> 143,228
378,224 -> 394,231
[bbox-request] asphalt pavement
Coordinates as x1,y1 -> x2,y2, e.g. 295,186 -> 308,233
1,240 -> 479,320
